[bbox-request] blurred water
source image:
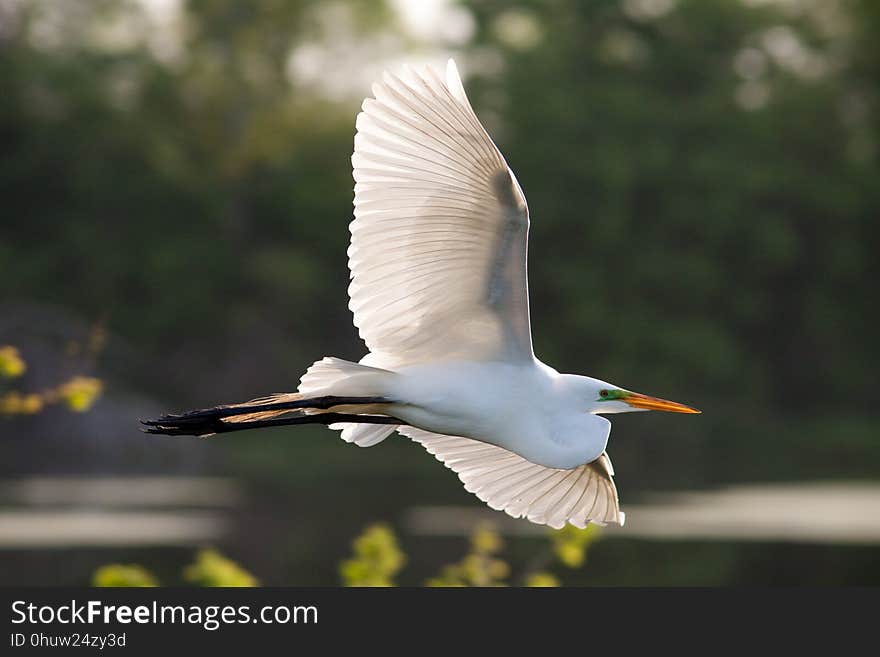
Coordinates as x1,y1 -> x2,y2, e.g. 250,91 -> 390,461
3,474 -> 879,585
406,482 -> 880,544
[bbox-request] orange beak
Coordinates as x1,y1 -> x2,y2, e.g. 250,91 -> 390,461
623,392 -> 701,414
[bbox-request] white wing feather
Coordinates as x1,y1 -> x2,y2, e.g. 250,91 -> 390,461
345,61 -> 624,528
350,60 -> 532,365
399,427 -> 625,528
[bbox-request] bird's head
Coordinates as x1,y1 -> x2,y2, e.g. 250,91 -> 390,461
570,376 -> 701,415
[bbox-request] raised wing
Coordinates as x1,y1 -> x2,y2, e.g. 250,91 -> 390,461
350,60 -> 532,365
399,427 -> 625,529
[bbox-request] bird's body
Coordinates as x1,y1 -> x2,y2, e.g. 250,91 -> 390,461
382,361 -> 610,470
391,361 -> 565,458
145,60 -> 699,529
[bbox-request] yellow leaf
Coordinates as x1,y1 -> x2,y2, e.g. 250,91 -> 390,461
59,376 -> 103,412
183,548 -> 258,587
92,564 -> 158,587
340,523 -> 406,586
525,572 -> 560,587
0,346 -> 26,378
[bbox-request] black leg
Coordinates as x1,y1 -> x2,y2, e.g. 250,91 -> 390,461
142,395 -> 392,426
141,411 -> 404,437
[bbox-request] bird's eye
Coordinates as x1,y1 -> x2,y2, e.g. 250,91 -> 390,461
599,389 -> 609,398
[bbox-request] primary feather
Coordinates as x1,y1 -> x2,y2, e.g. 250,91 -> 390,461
350,60 -> 532,366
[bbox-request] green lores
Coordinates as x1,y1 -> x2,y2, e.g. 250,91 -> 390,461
597,388 -> 628,402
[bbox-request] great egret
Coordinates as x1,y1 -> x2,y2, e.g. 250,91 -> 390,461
144,60 -> 699,529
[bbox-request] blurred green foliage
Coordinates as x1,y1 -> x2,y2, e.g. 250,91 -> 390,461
57,376 -> 104,412
339,523 -> 407,586
92,524 -> 595,588
551,524 -> 602,568
426,524 -> 512,586
92,563 -> 158,587
184,548 -> 259,587
0,344 -> 102,415
342,522 -> 599,587
524,572 -> 561,587
92,548 -> 257,587
0,346 -> 27,378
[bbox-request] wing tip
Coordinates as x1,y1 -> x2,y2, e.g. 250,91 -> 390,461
445,58 -> 469,104
446,58 -> 460,82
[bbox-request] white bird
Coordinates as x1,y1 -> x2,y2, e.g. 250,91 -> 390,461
144,60 -> 700,529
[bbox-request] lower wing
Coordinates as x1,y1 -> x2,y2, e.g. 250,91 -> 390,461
399,427 -> 624,528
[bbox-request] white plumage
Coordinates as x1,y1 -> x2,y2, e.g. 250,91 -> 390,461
147,59 -> 700,530
317,61 -> 627,528
350,61 -> 531,366
403,428 -> 624,528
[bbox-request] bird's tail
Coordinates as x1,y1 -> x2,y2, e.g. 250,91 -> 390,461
141,357 -> 399,440
297,357 -> 393,400
297,357 -> 400,447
